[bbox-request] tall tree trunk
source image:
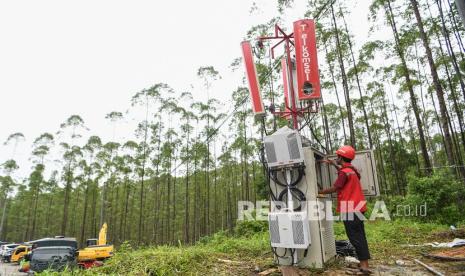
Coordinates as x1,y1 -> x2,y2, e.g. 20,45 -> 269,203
331,3 -> 356,147
410,0 -> 465,180
0,197 -> 8,240
184,127 -> 190,244
323,40 -> 348,143
414,41 -> 436,160
80,178 -> 91,245
436,0 -> 465,102
172,157 -> 177,243
122,177 -> 130,241
61,165 -> 72,235
30,182 -> 40,240
406,111 -> 422,175
380,93 -> 403,195
339,5 -> 373,148
385,0 -> 433,175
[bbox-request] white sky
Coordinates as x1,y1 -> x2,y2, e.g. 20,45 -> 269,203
0,0 -> 372,179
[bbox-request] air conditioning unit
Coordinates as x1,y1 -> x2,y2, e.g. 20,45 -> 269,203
264,126 -> 305,169
268,211 -> 311,249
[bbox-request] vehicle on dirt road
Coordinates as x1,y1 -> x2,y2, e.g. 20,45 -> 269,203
1,243 -> 20,262
10,245 -> 31,263
29,246 -> 77,273
30,237 -> 78,250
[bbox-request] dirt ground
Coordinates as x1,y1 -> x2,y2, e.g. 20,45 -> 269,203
0,262 -> 27,276
231,245 -> 465,276
325,257 -> 465,275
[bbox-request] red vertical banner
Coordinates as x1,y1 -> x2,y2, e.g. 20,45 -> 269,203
293,19 -> 321,100
281,58 -> 291,119
241,41 -> 265,117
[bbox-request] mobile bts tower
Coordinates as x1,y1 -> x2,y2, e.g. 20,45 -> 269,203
241,20 -> 379,268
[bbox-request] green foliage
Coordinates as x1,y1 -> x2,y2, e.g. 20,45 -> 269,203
405,171 -> 465,224
233,220 -> 268,237
46,230 -> 270,275
37,220 -> 454,275
385,171 -> 465,225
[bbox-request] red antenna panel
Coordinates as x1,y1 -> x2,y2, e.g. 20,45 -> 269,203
293,19 -> 321,100
241,41 -> 266,117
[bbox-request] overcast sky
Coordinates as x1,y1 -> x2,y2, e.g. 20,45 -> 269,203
0,0 -> 371,179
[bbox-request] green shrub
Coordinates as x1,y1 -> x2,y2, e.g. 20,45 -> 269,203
394,171 -> 465,225
234,220 -> 268,237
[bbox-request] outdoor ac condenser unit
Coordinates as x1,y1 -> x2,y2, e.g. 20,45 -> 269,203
264,126 -> 305,169
268,211 -> 311,249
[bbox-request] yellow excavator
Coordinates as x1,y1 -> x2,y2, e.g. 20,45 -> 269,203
77,223 -> 114,268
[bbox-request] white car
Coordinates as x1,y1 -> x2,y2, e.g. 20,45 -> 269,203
1,244 -> 20,262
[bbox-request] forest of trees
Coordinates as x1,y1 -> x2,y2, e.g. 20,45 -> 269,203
0,0 -> 464,246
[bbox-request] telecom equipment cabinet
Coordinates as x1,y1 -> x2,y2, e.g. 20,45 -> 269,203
269,147 -> 336,268
269,147 -> 380,268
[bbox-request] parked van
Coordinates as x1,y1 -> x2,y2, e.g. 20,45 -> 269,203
30,237 -> 78,250
29,246 -> 77,273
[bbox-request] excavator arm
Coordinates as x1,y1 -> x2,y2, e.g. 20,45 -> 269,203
98,223 -> 107,246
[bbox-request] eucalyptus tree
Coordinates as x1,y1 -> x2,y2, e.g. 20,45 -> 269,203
159,127 -> 178,243
79,136 -> 102,244
338,3 -> 373,149
103,111 -> 125,235
196,66 -> 220,235
178,92 -> 196,243
157,96 -> 181,243
29,133 -> 54,239
211,111 -> 227,233
98,141 -> 120,238
218,141 -> 235,231
368,80 -> 403,194
369,0 -> 433,175
121,140 -> 138,241
230,87 -> 254,205
1,133 -> 24,239
59,143 -> 83,235
40,170 -> 59,236
147,117 -> 163,243
318,23 -> 348,143
58,115 -> 87,235
0,160 -> 18,240
25,164 -> 45,240
4,132 -> 25,157
426,4 -> 465,159
105,111 -> 124,140
328,2 -> 356,147
432,0 -> 465,103
131,83 -> 171,244
408,0 -> 464,180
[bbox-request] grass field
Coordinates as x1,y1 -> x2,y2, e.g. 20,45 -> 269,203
38,219 -> 465,275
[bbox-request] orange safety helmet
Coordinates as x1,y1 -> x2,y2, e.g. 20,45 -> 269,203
336,145 -> 356,160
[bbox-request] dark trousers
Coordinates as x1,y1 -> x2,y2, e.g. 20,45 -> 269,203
342,213 -> 371,261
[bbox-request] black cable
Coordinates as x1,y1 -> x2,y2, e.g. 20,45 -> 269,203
277,187 -> 307,211
289,248 -> 295,265
261,117 -> 269,136
258,147 -> 279,202
309,125 -> 328,153
269,167 -> 305,187
301,112 -> 328,153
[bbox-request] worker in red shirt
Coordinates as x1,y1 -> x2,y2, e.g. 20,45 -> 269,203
318,145 -> 371,274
